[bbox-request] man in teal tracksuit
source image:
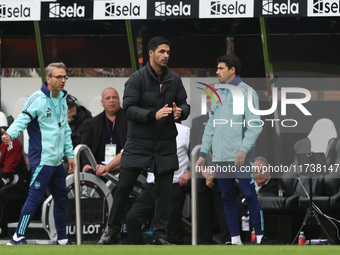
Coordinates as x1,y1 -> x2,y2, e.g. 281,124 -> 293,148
196,54 -> 264,245
1,62 -> 75,245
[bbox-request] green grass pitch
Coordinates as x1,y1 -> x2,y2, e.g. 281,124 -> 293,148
1,245 -> 340,255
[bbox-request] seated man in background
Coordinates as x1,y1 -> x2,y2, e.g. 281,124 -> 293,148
66,94 -> 92,149
63,95 -> 92,172
239,156 -> 278,243
0,111 -> 29,189
125,122 -> 190,244
253,156 -> 278,196
81,88 -> 127,173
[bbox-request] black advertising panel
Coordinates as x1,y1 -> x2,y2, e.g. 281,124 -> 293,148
147,0 -> 199,19
254,0 -> 307,17
41,0 -> 93,20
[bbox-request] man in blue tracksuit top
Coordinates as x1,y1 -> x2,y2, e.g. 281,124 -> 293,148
196,55 -> 264,245
1,62 -> 75,245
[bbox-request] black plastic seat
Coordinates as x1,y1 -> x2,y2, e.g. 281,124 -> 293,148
0,184 -> 29,237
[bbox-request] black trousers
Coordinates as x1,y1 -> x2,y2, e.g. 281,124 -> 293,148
108,168 -> 174,240
197,180 -> 230,244
126,182 -> 186,244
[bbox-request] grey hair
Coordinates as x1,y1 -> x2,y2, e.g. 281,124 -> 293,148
45,62 -> 67,77
254,156 -> 269,166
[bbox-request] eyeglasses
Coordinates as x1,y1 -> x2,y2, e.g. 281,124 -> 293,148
50,75 -> 69,80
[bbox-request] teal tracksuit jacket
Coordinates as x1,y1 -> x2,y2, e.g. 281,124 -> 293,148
200,76 -> 263,163
6,82 -> 74,169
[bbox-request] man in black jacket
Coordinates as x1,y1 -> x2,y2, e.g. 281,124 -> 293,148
98,36 -> 190,245
63,94 -> 93,172
238,157 -> 278,242
66,94 -> 92,149
253,157 -> 278,196
81,88 -> 127,173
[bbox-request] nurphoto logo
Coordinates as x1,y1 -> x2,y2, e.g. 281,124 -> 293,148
196,82 -> 223,107
197,83 -> 311,128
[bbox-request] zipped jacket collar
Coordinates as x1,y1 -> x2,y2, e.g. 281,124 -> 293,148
146,61 -> 173,84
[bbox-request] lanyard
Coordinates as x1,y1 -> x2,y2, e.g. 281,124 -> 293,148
105,116 -> 116,144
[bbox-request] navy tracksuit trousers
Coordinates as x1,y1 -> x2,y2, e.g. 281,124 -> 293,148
216,161 -> 264,237
16,164 -> 68,240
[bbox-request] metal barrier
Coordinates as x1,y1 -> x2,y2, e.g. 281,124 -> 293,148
73,143 -> 206,245
190,145 -> 201,245
73,144 -> 98,245
72,144 -> 142,245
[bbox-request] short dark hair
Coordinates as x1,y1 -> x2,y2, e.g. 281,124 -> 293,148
148,36 -> 171,52
216,54 -> 241,75
67,94 -> 79,108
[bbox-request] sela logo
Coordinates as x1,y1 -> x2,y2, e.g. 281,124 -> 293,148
105,2 -> 141,17
262,0 -> 300,15
312,0 -> 340,14
93,0 -> 146,20
210,0 -> 247,15
155,1 -> 191,17
0,4 -> 31,19
49,3 -> 85,18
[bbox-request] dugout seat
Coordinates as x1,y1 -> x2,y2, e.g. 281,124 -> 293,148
258,118 -> 340,243
259,118 -> 338,213
296,118 -> 338,212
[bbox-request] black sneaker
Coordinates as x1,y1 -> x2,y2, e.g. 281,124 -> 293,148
260,235 -> 276,245
225,241 -> 243,245
7,238 -> 28,245
260,236 -> 270,244
152,238 -> 173,245
97,228 -> 121,245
